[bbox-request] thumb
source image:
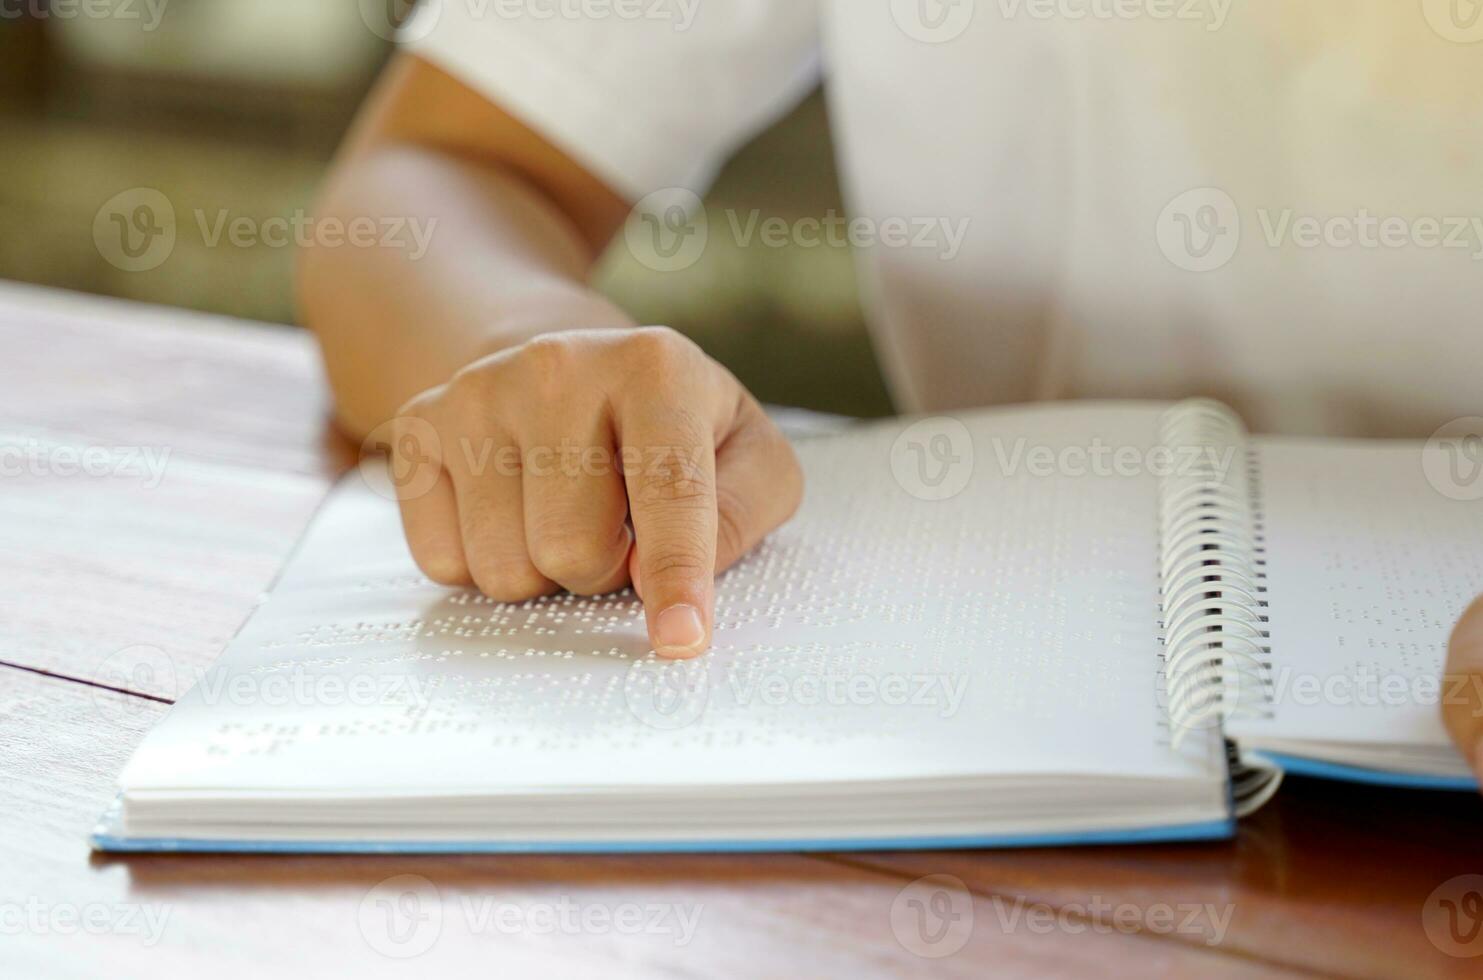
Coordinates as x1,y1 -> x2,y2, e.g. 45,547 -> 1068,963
1442,594 -> 1483,786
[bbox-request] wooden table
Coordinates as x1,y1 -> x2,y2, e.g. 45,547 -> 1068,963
3,282 -> 1481,979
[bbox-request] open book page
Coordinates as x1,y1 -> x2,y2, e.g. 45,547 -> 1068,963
1230,438 -> 1483,750
120,404 -> 1223,798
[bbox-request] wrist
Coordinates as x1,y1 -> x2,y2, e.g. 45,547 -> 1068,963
469,288 -> 637,363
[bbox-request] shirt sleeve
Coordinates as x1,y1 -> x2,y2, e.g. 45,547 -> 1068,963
399,0 -> 822,200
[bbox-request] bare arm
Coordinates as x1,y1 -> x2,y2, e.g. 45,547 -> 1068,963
298,54 -> 802,659
298,54 -> 634,439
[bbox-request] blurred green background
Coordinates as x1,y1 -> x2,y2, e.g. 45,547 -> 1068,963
0,1 -> 892,417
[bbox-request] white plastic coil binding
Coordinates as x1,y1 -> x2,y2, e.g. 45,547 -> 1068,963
1157,399 -> 1273,749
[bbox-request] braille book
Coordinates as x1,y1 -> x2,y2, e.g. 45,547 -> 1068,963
94,400 -> 1481,854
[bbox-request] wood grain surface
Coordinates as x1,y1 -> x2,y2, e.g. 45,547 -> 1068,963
3,282 -> 1480,978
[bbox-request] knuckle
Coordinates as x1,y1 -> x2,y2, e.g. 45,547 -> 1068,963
633,435 -> 712,506
644,545 -> 711,582
623,326 -> 693,370
415,551 -> 470,588
443,369 -> 501,430
516,334 -> 578,392
446,361 -> 491,401
636,464 -> 713,507
398,385 -> 445,420
468,558 -> 550,603
529,527 -> 623,589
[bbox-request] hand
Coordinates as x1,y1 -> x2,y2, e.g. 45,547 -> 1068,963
1443,594 -> 1483,786
385,327 -> 803,659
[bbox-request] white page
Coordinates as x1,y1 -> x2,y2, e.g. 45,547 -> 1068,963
1230,438 -> 1483,748
120,404 -> 1220,797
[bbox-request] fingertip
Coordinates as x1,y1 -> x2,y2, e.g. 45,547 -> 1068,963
654,643 -> 705,661
651,602 -> 709,659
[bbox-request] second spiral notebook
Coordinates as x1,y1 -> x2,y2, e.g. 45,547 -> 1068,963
93,400 -> 1479,853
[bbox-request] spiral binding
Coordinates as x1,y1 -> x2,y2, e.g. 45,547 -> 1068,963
1157,400 -> 1273,750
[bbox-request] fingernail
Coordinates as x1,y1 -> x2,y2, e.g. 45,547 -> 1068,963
655,604 -> 706,658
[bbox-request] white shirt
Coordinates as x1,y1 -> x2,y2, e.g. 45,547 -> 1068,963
403,0 -> 1482,437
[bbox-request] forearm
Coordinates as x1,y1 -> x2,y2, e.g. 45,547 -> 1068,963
298,141 -> 634,440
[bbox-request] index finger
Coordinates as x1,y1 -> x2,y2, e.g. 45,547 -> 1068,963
619,403 -> 719,660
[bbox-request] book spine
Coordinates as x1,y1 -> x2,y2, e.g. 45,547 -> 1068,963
1156,400 -> 1273,750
